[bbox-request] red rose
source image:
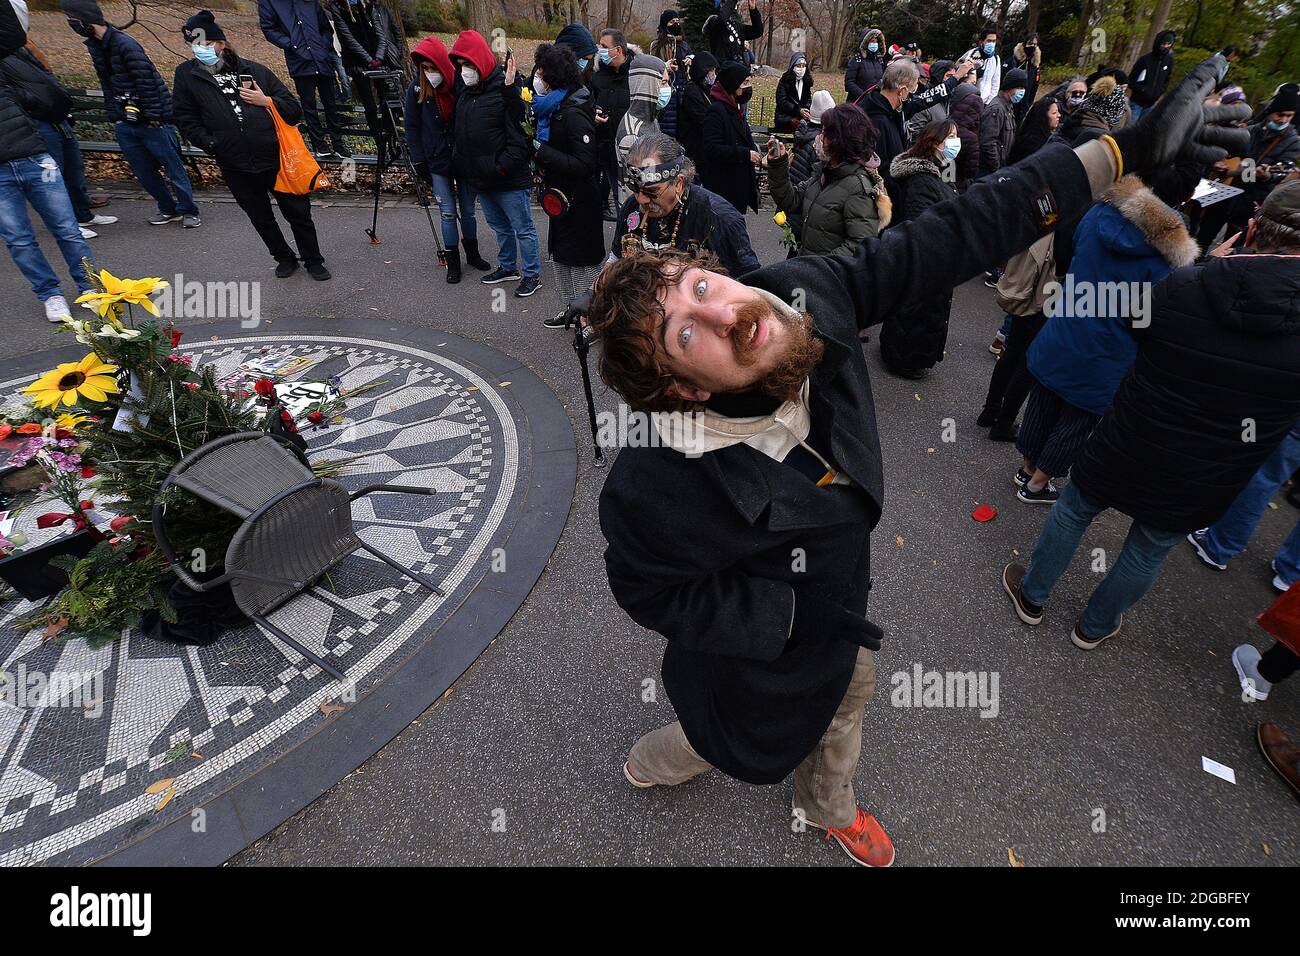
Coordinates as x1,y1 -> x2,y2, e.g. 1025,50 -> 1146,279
253,378 -> 275,397
55,428 -> 73,440
78,499 -> 94,512
80,465 -> 96,479
170,329 -> 183,347
109,515 -> 133,532
185,382 -> 200,391
17,423 -> 41,435
307,411 -> 324,424
280,409 -> 298,433
0,424 -> 11,440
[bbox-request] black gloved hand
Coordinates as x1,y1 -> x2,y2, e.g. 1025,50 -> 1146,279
790,590 -> 883,651
412,161 -> 430,183
563,289 -> 593,330
1110,55 -> 1251,178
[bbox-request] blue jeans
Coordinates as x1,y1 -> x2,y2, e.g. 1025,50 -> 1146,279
0,154 -> 94,302
1202,420 -> 1300,585
477,187 -> 540,277
114,122 -> 198,216
428,173 -> 477,249
1022,482 -> 1184,636
1129,102 -> 1146,122
36,120 -> 93,223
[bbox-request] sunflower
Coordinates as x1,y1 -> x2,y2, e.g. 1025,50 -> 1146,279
23,354 -> 120,409
74,270 -> 169,319
55,412 -> 91,431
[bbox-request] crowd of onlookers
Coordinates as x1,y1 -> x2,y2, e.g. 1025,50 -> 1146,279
2,0 -> 1300,795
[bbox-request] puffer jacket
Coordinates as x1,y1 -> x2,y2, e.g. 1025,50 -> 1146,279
844,28 -> 886,99
258,0 -> 336,77
978,93 -> 1016,174
0,0 -> 44,162
649,31 -> 690,138
1072,249 -> 1300,533
677,52 -> 716,161
404,35 -> 457,176
449,30 -> 531,192
2,46 -> 74,123
172,52 -> 301,173
947,82 -> 982,187
1028,175 -> 1199,417
82,24 -> 172,123
768,152 -> 890,256
879,153 -> 958,373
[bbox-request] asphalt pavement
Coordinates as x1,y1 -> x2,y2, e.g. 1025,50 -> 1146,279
4,186 -> 1297,866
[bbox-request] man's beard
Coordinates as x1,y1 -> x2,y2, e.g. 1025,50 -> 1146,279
731,298 -> 825,403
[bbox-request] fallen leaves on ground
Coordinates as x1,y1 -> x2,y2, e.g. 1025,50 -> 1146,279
319,701 -> 344,717
1007,847 -> 1025,867
145,777 -> 174,795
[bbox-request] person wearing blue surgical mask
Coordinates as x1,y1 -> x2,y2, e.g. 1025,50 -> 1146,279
846,27 -> 886,100
967,28 -> 1001,103
979,69 -> 1026,176
879,119 -> 961,377
592,28 -> 631,214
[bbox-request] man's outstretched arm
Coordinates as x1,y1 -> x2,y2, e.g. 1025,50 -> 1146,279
800,55 -> 1243,331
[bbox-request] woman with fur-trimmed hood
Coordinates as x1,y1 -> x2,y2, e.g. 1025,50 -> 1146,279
845,28 -> 886,100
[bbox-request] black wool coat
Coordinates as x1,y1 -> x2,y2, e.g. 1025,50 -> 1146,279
1072,252 -> 1300,532
700,94 -> 759,213
600,142 -> 1101,783
858,88 -> 908,197
774,68 -> 811,131
535,86 -> 605,266
172,55 -> 302,174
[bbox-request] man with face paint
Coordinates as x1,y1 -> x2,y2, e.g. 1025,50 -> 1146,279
60,0 -> 200,227
585,56 -> 1245,868
609,132 -> 758,278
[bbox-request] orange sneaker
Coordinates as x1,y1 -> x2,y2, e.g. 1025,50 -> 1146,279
809,807 -> 895,867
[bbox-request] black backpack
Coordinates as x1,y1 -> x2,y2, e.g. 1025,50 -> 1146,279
1,49 -> 74,123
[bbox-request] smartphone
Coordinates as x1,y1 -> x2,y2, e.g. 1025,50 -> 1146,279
239,74 -> 254,89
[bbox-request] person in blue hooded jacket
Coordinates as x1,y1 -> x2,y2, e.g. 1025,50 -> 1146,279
1012,173 -> 1199,504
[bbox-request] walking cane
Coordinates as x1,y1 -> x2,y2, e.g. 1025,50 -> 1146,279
567,314 -> 604,466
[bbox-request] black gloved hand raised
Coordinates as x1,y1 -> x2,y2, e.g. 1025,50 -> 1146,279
1110,55 -> 1252,178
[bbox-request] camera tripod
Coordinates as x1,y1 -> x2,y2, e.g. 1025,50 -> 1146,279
360,70 -> 446,267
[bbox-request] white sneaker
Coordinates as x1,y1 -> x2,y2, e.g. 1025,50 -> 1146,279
1271,560 -> 1292,593
87,213 -> 118,226
79,226 -> 98,239
1232,644 -> 1272,701
43,295 -> 72,323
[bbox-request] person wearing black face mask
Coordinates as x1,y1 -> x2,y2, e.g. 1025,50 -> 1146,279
1008,32 -> 1041,124
699,60 -> 759,214
678,51 -> 717,163
651,9 -> 691,139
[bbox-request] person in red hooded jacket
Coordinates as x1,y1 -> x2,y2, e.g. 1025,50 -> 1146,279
404,34 -> 490,283
448,30 -> 542,297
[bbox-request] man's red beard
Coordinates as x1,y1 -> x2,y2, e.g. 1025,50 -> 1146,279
731,298 -> 825,402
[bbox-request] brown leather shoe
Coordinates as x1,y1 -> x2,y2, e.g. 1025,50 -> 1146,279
1257,722 -> 1300,798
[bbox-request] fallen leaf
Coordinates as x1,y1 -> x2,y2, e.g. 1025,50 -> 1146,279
191,751 -> 203,760
319,701 -> 344,717
154,785 -> 177,812
145,777 -> 175,795
467,386 -> 480,391
1263,842 -> 1271,855
895,535 -> 904,548
1007,847 -> 1025,867
499,381 -> 512,387
42,616 -> 68,641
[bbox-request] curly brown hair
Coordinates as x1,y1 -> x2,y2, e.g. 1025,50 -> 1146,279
588,247 -> 725,412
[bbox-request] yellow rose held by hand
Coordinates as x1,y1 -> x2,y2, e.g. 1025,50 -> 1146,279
521,86 -> 533,103
773,211 -> 787,226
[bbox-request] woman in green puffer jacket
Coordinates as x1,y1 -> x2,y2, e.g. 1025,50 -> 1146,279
766,102 -> 891,257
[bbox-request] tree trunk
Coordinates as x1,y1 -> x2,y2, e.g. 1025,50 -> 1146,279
606,0 -> 624,32
465,0 -> 491,36
1068,0 -> 1095,68
1025,0 -> 1041,35
1140,0 -> 1174,52
996,0 -> 1010,38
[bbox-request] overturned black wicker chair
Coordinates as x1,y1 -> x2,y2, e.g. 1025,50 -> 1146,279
152,432 -> 444,681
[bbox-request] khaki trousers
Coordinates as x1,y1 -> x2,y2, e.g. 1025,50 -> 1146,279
627,647 -> 876,829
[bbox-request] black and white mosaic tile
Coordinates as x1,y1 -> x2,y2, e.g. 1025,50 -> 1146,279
0,332 -> 563,865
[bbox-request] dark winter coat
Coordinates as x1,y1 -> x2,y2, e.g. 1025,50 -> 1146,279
677,53 -> 716,161
1008,94 -> 1056,164
844,28 -> 886,100
768,152 -> 890,256
536,85 -> 604,266
258,0 -> 336,77
449,31 -> 531,192
330,0 -> 404,72
1240,121 -> 1300,203
789,120 -> 819,185
879,153 -> 958,372
172,53 -> 301,174
1007,41 -> 1041,120
2,47 -> 74,123
979,93 -> 1016,174
611,183 -> 759,277
589,56 -> 630,147
1072,250 -> 1300,533
948,83 -> 983,186
0,0 -> 44,162
703,0 -> 762,65
1128,30 -> 1175,108
700,87 -> 758,214
649,32 -> 690,138
1028,175 -> 1199,416
600,140 -> 1105,783
82,24 -> 173,123
403,79 -> 454,177
858,87 -> 907,197
774,58 -> 811,131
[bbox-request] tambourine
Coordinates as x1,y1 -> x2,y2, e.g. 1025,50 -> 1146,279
540,187 -> 571,218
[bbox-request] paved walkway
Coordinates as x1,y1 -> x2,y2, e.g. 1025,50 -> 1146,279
2,189 -> 1297,866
